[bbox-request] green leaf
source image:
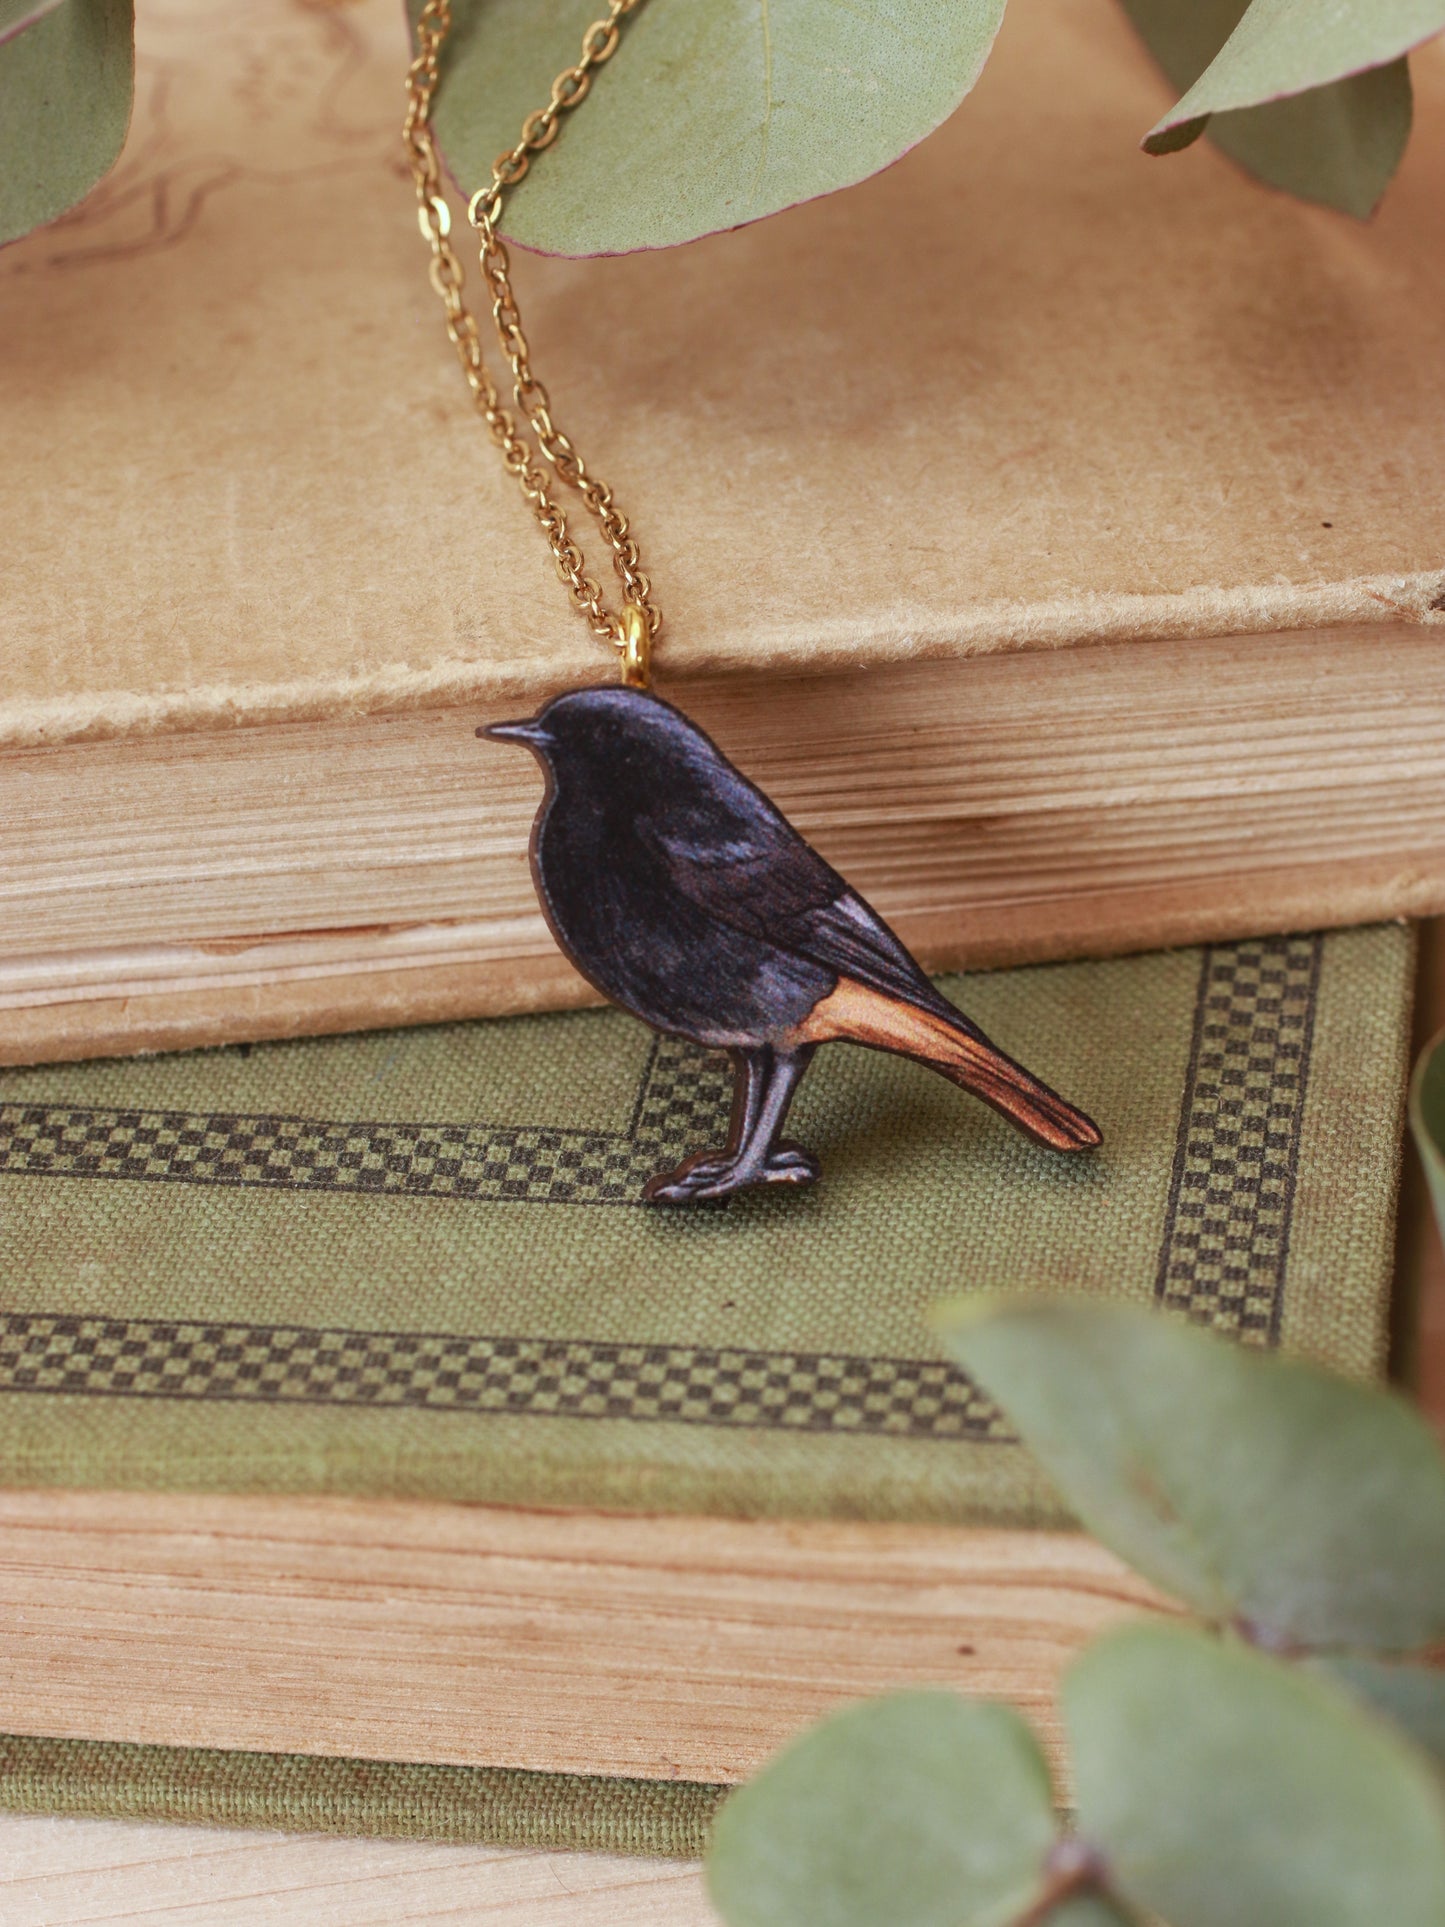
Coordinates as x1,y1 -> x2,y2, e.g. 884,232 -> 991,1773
935,1296 -> 1445,1652
1067,1624 -> 1445,1927
422,0 -> 1008,257
1119,0 -> 1417,217
1145,0 -> 1445,126
1199,58 -> 1412,218
1411,1029 -> 1445,1259
0,0 -> 133,247
1314,1655 -> 1445,1770
706,1691 -> 1058,1927
0,0 -> 63,46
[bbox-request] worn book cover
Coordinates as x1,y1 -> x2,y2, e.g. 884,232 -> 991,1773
3,0 -> 1442,739
0,926 -> 1411,1521
3,0 -> 1443,1061
0,924 -> 1415,1850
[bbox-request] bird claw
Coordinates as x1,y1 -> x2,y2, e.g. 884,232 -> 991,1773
643,1142 -> 821,1206
760,1145 -> 821,1184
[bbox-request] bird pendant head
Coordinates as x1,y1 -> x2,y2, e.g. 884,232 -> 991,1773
481,684 -> 701,789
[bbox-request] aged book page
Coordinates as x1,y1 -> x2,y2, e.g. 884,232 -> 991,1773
0,1816 -> 716,1926
0,0 -> 1442,747
5,629 -> 1445,1063
0,1498 -> 1161,1783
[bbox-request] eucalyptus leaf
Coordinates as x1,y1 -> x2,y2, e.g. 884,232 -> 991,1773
1315,1655 -> 1445,1770
935,1296 -> 1445,1652
1410,1028 -> 1445,1255
706,1691 -> 1058,1927
1144,0 -> 1445,130
1193,59 -> 1411,217
0,0 -> 133,247
422,0 -> 1008,256
0,0 -> 63,47
1119,0 -> 1415,216
1067,1624 -> 1445,1927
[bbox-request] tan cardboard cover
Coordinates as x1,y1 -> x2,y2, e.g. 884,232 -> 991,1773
1,0 -> 1443,750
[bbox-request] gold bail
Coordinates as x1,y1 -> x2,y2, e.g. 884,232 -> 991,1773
619,603 -> 651,689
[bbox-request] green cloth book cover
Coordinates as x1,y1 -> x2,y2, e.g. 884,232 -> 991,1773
0,925 -> 1412,1525
0,923 -> 1415,1853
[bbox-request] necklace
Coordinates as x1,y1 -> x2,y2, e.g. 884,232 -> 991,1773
404,1 -> 1101,1205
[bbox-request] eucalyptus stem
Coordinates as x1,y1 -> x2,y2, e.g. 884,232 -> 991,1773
1012,1839 -> 1110,1927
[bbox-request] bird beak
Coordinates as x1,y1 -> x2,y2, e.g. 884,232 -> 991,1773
481,718 -> 548,747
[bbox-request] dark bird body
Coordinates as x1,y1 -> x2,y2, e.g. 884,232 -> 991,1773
487,687 -> 1101,1203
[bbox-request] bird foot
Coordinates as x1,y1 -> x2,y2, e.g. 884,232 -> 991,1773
643,1142 -> 821,1206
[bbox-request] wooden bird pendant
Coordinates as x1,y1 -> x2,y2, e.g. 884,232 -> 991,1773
486,687 -> 1100,1205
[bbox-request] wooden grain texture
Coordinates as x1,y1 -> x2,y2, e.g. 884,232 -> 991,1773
0,1815 -> 716,1925
0,1492 -> 1163,1783
4,629 -> 1445,1064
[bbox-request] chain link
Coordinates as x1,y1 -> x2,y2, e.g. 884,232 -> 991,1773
404,0 -> 657,671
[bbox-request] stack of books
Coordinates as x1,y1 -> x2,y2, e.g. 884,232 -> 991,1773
1,0 -> 1440,1858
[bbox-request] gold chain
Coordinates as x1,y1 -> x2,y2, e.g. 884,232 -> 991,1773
403,0 -> 656,684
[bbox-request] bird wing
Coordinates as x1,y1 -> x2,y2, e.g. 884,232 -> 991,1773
642,788 -> 977,1033
783,891 -> 984,1035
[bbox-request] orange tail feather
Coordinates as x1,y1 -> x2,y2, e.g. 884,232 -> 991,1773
791,977 -> 1102,1152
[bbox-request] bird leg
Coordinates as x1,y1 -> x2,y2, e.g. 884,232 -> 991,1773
643,1044 -> 820,1204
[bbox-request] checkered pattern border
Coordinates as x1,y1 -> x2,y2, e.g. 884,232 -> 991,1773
0,1035 -> 734,1209
0,936 -> 1322,1434
0,1314 -> 1011,1441
1153,934 -> 1323,1341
